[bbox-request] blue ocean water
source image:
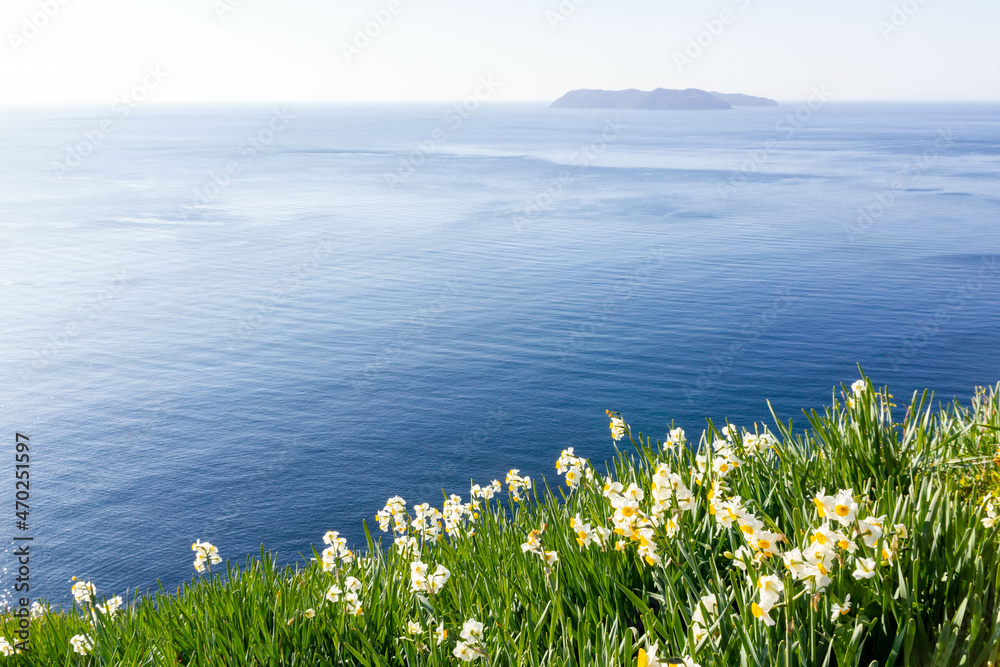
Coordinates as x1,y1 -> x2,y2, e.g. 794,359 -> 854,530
1,102 -> 998,604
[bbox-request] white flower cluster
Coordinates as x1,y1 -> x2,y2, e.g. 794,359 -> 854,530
66,578 -> 126,653
570,513 -> 610,549
325,576 -> 363,616
605,410 -> 632,441
401,618 -> 449,651
377,486 -> 493,560
71,578 -> 96,605
320,530 -> 355,572
505,469 -> 532,503
411,503 -> 445,542
470,480 -> 501,501
376,496 -> 409,534
95,595 -> 124,620
720,486 -> 907,629
982,495 -> 998,529
602,479 -> 662,565
520,524 -> 558,566
453,618 -> 487,662
191,539 -> 222,572
579,407 -> 909,640
29,601 -> 47,619
695,439 -> 741,483
641,642 -> 699,667
609,416 -> 626,441
70,633 -> 93,656
690,593 -> 718,644
409,560 -> 451,595
394,534 -> 420,558
556,447 -> 594,489
443,494 -> 477,537
665,427 -> 687,448
651,463 -> 696,515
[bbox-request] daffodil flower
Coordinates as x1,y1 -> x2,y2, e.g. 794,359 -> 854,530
505,469 -> 532,503
756,574 -> 784,609
813,490 -> 836,519
0,638 -> 17,657
191,540 -> 222,572
343,592 -> 363,616
830,595 -> 851,622
831,489 -> 858,524
607,413 -> 626,441
751,601 -> 776,626
95,596 -> 123,619
71,579 -> 96,605
460,619 -> 483,642
852,556 -> 877,580
453,641 -> 487,661
665,427 -> 686,447
691,593 -> 717,626
857,515 -> 886,548
70,634 -> 93,656
638,642 -> 661,667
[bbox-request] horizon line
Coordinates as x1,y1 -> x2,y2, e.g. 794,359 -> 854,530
3,98 -> 1000,110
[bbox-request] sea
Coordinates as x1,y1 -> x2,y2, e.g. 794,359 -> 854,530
1,102 -> 998,605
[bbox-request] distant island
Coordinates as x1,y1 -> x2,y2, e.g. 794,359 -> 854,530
550,88 -> 777,110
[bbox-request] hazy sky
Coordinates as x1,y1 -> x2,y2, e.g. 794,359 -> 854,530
1,0 -> 998,105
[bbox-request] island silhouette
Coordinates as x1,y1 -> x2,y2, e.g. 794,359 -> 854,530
551,88 -> 777,110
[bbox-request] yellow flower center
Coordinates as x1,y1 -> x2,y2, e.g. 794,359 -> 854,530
751,603 -> 764,618
740,524 -> 754,535
622,506 -> 635,518
812,532 -> 827,544
638,649 -> 648,667
835,505 -> 850,517
758,540 -> 771,550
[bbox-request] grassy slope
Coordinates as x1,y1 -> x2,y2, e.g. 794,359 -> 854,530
4,377 -> 1000,666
